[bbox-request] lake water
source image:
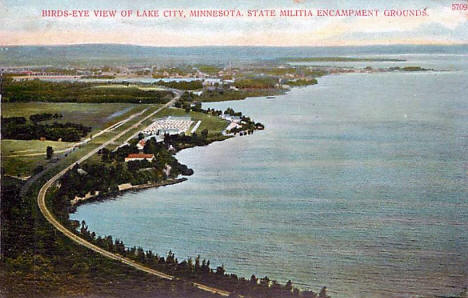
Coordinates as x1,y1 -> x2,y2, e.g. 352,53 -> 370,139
72,54 -> 468,297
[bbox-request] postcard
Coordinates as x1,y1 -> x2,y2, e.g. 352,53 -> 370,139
1,1 -> 467,297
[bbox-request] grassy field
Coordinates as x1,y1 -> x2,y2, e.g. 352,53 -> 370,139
2,139 -> 73,156
1,102 -> 147,131
1,140 -> 75,177
1,102 -> 158,176
1,155 -> 48,178
0,102 -> 227,176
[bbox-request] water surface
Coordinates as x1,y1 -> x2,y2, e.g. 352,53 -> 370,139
72,54 -> 468,297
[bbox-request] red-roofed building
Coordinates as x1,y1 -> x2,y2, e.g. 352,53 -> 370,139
124,153 -> 155,162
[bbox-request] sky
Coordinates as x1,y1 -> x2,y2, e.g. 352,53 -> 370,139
0,0 -> 467,46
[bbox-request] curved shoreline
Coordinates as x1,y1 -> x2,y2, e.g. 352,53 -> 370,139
36,96 -> 231,297
69,177 -> 188,212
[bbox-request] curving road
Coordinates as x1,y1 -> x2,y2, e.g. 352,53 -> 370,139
36,93 -> 231,297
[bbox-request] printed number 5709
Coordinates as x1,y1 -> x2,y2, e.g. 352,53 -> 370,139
452,3 -> 468,10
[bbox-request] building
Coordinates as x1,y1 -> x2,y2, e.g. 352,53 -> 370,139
221,114 -> 242,123
142,116 -> 193,136
190,90 -> 204,96
203,78 -> 222,86
118,183 -> 133,191
124,153 -> 155,162
136,139 -> 146,150
226,122 -> 242,131
77,168 -> 88,176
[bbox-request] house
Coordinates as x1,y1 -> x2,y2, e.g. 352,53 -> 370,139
163,164 -> 172,177
124,153 -> 155,162
190,90 -> 204,96
118,183 -> 133,191
226,122 -> 242,131
77,168 -> 88,176
221,114 -> 241,122
203,78 -> 222,86
136,139 -> 146,150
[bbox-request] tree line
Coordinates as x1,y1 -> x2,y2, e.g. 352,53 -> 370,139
1,116 -> 91,142
77,219 -> 331,298
0,176 -> 219,297
156,80 -> 203,90
234,77 -> 277,89
29,112 -> 63,123
2,79 -> 172,104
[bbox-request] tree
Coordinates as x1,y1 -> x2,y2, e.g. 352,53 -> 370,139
46,146 -> 53,159
285,280 -> 293,291
33,165 -> 44,175
201,129 -> 208,139
216,265 -> 225,276
260,276 -> 270,287
318,287 -> 330,298
101,148 -> 110,162
250,275 -> 258,285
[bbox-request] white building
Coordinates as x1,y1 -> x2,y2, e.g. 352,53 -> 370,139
124,153 -> 155,162
142,116 -> 193,136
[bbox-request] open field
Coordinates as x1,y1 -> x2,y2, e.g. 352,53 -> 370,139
1,155 -> 48,177
1,102 -> 148,132
1,103 -> 161,176
2,139 -> 74,156
2,140 -> 74,177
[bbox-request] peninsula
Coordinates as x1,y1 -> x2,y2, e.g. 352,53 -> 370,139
1,48 -> 436,297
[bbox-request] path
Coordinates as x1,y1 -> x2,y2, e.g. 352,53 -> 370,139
35,93 -> 231,297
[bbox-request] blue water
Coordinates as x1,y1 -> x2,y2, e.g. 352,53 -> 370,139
72,54 -> 468,297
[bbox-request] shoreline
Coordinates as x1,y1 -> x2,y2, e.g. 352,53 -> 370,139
67,134 -> 233,212
69,177 -> 187,212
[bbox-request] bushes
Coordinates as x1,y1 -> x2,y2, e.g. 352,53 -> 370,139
1,117 -> 91,142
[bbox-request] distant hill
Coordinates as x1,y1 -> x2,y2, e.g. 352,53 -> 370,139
1,44 -> 467,66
